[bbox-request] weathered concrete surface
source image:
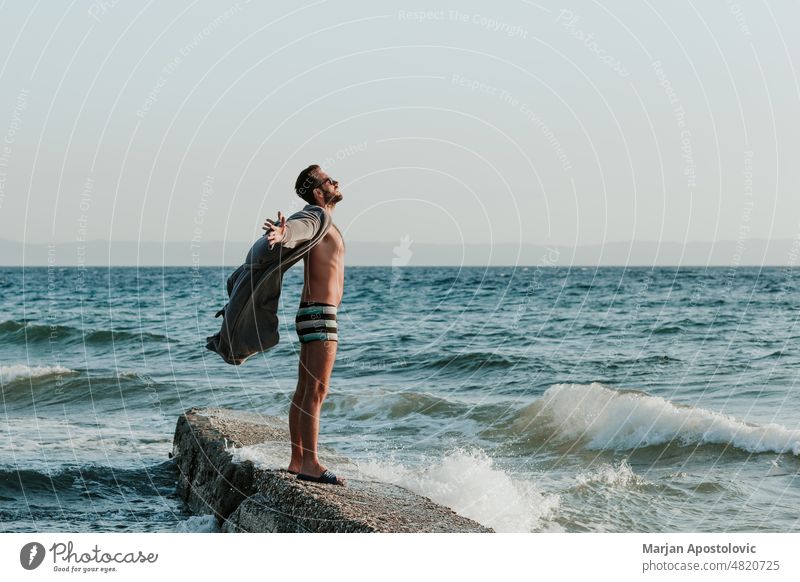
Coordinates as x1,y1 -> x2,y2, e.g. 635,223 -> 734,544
172,407 -> 493,533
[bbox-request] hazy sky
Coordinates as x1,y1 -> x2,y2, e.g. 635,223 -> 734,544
1,0 -> 798,255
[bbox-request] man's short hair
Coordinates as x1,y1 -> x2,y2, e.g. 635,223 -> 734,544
295,164 -> 321,205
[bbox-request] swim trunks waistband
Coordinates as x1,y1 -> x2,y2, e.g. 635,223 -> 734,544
295,302 -> 338,343
299,300 -> 335,308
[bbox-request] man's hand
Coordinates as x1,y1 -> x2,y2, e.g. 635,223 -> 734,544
262,211 -> 287,249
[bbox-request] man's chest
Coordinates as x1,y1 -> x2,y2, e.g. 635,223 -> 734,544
326,224 -> 345,252
308,224 -> 345,258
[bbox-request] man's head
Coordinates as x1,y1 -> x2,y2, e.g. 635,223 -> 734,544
294,164 -> 343,208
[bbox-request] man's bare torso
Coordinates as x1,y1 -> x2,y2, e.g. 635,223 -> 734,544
301,222 -> 345,305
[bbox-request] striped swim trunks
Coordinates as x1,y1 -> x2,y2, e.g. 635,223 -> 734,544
295,301 -> 338,344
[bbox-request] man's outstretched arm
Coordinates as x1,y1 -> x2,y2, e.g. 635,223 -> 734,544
263,207 -> 323,249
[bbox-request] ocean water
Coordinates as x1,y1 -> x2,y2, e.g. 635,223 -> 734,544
1,265 -> 800,533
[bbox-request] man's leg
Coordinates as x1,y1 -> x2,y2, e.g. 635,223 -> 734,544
288,342 -> 309,473
298,339 -> 342,481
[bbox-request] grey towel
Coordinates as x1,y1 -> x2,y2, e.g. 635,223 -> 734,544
205,204 -> 332,365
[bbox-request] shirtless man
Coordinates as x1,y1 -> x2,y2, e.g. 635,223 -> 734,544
262,165 -> 346,485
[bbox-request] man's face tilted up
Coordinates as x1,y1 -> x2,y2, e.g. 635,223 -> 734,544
312,170 -> 343,207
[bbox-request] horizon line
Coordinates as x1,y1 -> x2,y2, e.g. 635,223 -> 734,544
2,237 -> 798,246
2,263 -> 795,268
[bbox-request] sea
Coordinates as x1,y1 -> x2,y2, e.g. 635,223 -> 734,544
1,265 -> 799,533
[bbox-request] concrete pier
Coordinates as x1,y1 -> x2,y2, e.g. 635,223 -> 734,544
171,407 -> 493,533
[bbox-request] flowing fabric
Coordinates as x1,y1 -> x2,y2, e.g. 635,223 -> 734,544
205,204 -> 332,365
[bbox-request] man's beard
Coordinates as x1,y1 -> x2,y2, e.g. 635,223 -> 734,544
324,190 -> 343,205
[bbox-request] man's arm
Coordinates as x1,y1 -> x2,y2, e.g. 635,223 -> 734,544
263,206 -> 324,249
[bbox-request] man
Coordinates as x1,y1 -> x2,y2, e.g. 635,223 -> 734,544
263,165 -> 346,486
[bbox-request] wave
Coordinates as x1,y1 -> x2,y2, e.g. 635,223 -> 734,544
83,329 -> 169,343
573,459 -> 648,489
0,364 -> 76,385
0,416 -> 175,469
581,322 -> 610,331
408,350 -> 520,373
232,441 -> 560,532
1,368 -> 178,409
0,460 -> 177,498
357,448 -> 560,532
603,354 -> 682,369
751,349 -> 786,361
509,382 -> 800,456
331,390 -> 468,421
0,319 -> 169,346
651,324 -> 687,335
174,514 -> 219,533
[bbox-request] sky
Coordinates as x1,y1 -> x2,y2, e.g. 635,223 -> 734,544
1,0 -> 799,263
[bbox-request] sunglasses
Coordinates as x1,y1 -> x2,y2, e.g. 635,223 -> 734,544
315,177 -> 337,189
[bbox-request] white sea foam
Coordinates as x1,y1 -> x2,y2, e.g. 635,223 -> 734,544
575,459 -> 646,488
357,448 -> 560,532
0,416 -> 171,471
231,442 -> 560,532
536,382 -> 800,456
0,364 -> 75,385
174,514 -> 219,533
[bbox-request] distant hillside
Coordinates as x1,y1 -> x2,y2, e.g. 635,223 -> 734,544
1,238 -> 798,267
